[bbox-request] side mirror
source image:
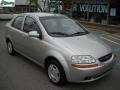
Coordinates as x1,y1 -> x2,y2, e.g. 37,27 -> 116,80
28,31 -> 40,38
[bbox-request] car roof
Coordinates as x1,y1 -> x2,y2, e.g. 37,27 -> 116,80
21,12 -> 64,17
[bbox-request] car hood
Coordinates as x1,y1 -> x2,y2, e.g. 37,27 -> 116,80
52,33 -> 112,59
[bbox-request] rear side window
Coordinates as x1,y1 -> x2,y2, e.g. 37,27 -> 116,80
12,16 -> 24,30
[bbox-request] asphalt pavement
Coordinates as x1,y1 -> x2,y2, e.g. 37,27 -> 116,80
0,21 -> 120,90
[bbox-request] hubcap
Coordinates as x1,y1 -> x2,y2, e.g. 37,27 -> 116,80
7,42 -> 13,53
48,64 -> 60,83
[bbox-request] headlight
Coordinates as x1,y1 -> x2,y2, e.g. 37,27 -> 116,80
71,55 -> 96,64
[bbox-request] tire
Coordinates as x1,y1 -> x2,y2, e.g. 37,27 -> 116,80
7,40 -> 16,55
46,60 -> 67,85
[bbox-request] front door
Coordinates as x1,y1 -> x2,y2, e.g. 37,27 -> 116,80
22,16 -> 46,64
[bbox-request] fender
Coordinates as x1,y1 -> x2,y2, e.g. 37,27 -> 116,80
44,50 -> 71,81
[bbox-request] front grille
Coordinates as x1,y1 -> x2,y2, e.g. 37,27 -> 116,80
99,53 -> 112,62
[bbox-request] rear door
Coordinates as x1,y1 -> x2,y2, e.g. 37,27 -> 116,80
10,16 -> 26,52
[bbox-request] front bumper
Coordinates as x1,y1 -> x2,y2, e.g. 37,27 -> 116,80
66,54 -> 116,83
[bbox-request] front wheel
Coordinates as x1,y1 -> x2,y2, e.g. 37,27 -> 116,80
46,60 -> 67,85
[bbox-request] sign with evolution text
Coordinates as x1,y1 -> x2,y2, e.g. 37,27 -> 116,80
80,4 -> 108,13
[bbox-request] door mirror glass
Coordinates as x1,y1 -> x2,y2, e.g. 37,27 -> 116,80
28,31 -> 40,38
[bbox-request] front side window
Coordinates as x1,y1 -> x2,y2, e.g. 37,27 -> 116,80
40,16 -> 89,37
12,16 -> 24,30
23,16 -> 40,33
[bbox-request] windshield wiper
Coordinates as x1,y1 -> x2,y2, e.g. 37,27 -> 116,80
70,32 -> 88,36
50,32 -> 70,36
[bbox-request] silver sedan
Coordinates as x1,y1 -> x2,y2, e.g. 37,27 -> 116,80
5,12 -> 116,85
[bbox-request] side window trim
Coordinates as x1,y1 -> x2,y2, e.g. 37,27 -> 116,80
21,15 -> 26,31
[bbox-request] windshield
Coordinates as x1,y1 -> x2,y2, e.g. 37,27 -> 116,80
40,16 -> 89,37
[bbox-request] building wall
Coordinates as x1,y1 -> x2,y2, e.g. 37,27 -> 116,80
62,0 -> 120,25
14,0 -> 37,13
15,0 -> 28,5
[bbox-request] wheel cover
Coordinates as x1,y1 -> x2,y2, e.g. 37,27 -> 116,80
48,64 -> 60,83
7,42 -> 13,53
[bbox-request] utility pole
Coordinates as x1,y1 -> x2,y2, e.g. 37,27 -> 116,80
86,1 -> 89,21
71,0 -> 74,18
107,0 -> 110,24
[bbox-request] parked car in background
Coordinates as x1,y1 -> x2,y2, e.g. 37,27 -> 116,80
5,13 -> 116,85
0,9 -> 14,20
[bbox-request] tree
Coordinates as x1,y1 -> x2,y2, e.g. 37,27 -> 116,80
27,0 -> 43,12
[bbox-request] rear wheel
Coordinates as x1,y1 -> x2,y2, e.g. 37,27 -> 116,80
7,40 -> 16,55
46,60 -> 66,85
